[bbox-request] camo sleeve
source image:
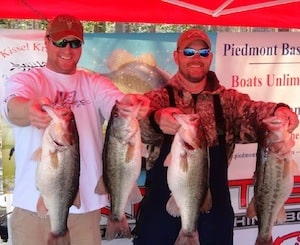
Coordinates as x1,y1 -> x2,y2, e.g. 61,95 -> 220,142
139,87 -> 170,145
221,88 -> 279,144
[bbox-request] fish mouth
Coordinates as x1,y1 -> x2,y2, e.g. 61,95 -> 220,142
53,140 -> 64,147
53,137 -> 71,147
184,142 -> 195,150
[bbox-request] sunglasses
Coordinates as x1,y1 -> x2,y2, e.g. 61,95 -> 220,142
179,48 -> 211,57
48,37 -> 82,49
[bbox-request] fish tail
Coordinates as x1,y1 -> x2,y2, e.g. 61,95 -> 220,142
255,236 -> 273,245
47,230 -> 70,245
174,229 -> 200,245
105,214 -> 131,240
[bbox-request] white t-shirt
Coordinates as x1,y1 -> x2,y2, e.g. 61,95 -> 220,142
1,67 -> 124,213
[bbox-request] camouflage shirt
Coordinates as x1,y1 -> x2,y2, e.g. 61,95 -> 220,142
140,70 -> 280,167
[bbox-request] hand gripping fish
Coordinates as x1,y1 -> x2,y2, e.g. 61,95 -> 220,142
33,105 -> 80,245
247,116 -> 297,245
95,100 -> 146,240
164,113 -> 211,245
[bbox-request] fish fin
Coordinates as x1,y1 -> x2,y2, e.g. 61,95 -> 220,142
164,153 -> 172,167
174,229 -> 200,245
246,197 -> 257,218
125,144 -> 136,163
105,214 -> 131,240
200,189 -> 212,212
128,183 -> 143,204
179,153 -> 188,172
166,195 -> 180,217
255,237 -> 273,245
136,53 -> 157,66
94,176 -> 108,195
47,230 -> 70,245
141,143 -> 149,158
107,49 -> 135,71
36,196 -> 48,217
32,147 -> 42,162
276,206 -> 286,223
72,192 -> 81,209
49,150 -> 59,169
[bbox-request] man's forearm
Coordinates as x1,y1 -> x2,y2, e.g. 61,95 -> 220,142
7,96 -> 32,126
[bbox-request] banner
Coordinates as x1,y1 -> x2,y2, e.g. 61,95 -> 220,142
0,30 -> 46,194
216,32 -> 300,244
0,29 -> 299,244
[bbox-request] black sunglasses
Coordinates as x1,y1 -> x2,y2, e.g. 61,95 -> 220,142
179,48 -> 211,57
48,37 -> 82,49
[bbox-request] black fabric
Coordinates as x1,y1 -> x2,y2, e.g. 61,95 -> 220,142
213,94 -> 226,145
133,89 -> 234,245
198,145 -> 234,245
149,111 -> 163,134
133,134 -> 179,245
165,85 -> 176,107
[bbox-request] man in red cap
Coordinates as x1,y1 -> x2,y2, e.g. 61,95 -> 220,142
1,14 -> 149,244
133,28 -> 298,245
46,15 -> 84,42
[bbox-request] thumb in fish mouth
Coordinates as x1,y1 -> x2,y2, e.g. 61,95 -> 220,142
120,94 -> 150,120
266,137 -> 295,157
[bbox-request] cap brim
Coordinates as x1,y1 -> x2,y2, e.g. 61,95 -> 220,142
51,30 -> 84,42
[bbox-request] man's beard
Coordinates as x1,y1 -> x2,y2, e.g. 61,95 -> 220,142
179,70 -> 206,83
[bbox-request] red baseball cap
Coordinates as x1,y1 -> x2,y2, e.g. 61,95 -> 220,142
177,29 -> 211,50
46,14 -> 84,42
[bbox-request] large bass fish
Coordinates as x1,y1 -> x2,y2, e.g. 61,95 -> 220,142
33,105 -> 80,245
247,116 -> 296,245
164,113 -> 211,245
95,100 -> 145,240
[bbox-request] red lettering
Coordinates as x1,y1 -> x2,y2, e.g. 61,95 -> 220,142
228,179 -> 253,208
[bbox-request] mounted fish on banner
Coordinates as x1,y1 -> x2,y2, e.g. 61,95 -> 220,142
246,116 -> 297,245
95,100 -> 147,240
104,49 -> 171,93
164,113 -> 211,245
32,105 -> 80,245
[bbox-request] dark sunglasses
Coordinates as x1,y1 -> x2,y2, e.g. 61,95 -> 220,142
179,48 -> 211,57
48,37 -> 82,49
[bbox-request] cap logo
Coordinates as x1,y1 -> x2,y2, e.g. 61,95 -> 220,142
57,16 -> 76,30
66,21 -> 73,30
